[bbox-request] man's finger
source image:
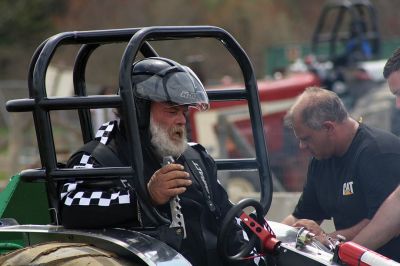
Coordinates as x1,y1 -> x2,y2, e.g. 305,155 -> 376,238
168,178 -> 192,188
161,170 -> 190,181
166,187 -> 187,197
159,163 -> 185,174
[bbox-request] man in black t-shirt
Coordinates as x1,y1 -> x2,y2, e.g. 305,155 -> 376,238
282,86 -> 400,261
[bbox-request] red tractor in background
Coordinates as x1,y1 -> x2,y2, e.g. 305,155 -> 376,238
189,0 -> 390,196
190,72 -> 319,195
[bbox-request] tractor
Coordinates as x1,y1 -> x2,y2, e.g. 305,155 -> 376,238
0,25 -> 396,266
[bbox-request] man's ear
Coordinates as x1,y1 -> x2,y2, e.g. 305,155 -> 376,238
322,121 -> 335,133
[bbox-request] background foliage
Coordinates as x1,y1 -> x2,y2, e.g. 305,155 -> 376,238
2,0 -> 399,83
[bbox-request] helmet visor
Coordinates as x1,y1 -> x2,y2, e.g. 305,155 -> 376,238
133,66 -> 209,111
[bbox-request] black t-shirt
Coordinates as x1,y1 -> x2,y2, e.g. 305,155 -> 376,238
293,124 -> 400,261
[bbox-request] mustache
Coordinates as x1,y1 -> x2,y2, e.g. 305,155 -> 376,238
170,125 -> 185,135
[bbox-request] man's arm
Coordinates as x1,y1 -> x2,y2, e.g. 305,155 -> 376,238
352,186 -> 400,250
328,218 -> 370,241
281,214 -> 298,226
282,215 -> 369,242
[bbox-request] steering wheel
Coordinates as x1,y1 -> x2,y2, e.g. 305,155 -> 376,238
217,198 -> 265,262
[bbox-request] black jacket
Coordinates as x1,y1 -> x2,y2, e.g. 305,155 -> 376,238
60,121 -> 261,266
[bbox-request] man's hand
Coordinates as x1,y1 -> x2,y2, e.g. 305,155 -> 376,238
147,163 -> 192,205
293,219 -> 336,248
293,219 -> 324,236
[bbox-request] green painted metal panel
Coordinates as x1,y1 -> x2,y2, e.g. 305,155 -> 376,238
0,175 -> 20,217
0,175 -> 50,224
0,174 -> 51,253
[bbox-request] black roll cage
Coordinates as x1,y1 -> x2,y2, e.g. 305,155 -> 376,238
6,26 -> 273,226
311,0 -> 380,61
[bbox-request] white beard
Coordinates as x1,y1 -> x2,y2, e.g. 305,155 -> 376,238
149,115 -> 188,158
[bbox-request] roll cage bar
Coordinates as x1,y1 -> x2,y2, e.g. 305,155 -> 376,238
6,26 -> 273,227
311,0 -> 380,62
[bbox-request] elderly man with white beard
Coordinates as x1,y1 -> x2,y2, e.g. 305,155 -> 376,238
59,57 -> 263,266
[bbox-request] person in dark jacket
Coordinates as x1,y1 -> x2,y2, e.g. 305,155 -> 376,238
59,57 -> 263,266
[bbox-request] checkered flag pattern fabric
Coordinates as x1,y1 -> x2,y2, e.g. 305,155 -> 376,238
64,190 -> 130,206
60,181 -> 81,200
73,154 -> 94,169
95,120 -> 117,145
60,120 -> 132,207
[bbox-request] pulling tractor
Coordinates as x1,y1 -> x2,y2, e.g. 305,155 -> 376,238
0,26 -> 397,265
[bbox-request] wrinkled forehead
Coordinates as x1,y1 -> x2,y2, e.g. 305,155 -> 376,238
152,101 -> 189,111
163,101 -> 189,110
292,114 -> 307,132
